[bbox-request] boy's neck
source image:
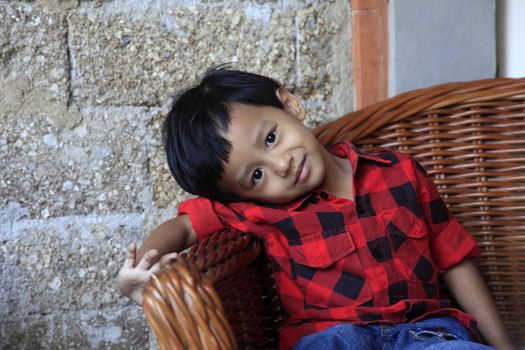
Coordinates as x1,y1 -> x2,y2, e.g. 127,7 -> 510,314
319,149 -> 354,200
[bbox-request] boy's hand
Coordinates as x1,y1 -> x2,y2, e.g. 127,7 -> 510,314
117,242 -> 178,306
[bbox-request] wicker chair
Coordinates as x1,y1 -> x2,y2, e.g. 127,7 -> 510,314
143,78 -> 525,349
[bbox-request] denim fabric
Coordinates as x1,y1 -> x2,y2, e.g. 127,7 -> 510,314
292,317 -> 495,350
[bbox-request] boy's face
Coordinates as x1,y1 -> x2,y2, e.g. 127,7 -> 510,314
219,88 -> 330,204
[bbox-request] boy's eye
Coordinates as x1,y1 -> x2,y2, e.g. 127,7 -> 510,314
265,131 -> 276,147
252,168 -> 263,184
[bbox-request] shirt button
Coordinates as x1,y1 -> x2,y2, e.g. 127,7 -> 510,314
319,192 -> 329,200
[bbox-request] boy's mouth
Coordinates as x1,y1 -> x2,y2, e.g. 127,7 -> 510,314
294,156 -> 308,184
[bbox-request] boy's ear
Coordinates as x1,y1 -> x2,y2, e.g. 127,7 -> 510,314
275,87 -> 306,121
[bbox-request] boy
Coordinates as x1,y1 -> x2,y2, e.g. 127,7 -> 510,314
118,67 -> 516,350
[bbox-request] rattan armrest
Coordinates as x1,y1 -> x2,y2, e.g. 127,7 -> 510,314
143,229 -> 283,350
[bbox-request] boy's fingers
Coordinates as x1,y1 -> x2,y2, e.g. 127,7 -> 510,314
123,242 -> 137,268
127,242 -> 137,253
136,249 -> 158,270
150,262 -> 161,274
159,252 -> 179,265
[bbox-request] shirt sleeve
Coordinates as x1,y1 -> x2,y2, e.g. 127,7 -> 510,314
178,197 -> 227,241
411,157 -> 480,271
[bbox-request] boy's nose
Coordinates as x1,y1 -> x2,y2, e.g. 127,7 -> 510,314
273,153 -> 292,177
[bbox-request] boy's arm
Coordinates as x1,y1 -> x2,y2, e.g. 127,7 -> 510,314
136,214 -> 198,261
117,214 -> 198,305
442,259 -> 517,350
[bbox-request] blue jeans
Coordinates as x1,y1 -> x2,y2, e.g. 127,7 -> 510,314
293,317 -> 495,350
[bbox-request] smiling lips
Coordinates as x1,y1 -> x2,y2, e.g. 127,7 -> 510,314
294,156 -> 309,184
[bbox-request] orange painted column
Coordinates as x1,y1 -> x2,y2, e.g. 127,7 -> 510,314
350,0 -> 389,109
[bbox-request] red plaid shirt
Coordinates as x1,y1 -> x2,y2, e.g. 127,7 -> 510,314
179,142 -> 480,350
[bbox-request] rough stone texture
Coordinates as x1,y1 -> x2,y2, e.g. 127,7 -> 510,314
1,307 -> 148,349
66,0 -> 353,121
0,2 -> 70,114
295,5 -> 353,127
68,2 -> 296,107
0,215 -> 150,349
0,0 -> 353,348
1,107 -> 152,219
1,216 -> 142,317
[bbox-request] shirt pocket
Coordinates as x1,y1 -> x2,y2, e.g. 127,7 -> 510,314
286,226 -> 373,309
383,207 -> 437,284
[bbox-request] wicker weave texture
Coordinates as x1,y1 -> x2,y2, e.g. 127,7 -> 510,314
144,78 -> 525,348
143,261 -> 236,350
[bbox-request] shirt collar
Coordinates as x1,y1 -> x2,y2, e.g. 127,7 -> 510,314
328,141 -> 392,176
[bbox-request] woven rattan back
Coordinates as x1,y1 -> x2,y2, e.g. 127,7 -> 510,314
144,78 -> 525,349
315,77 -> 525,345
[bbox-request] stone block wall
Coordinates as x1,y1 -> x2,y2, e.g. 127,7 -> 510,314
0,0 -> 353,348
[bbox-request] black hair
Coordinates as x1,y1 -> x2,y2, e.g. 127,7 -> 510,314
163,65 -> 284,201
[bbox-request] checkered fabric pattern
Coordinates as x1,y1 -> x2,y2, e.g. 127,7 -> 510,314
179,142 -> 480,350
